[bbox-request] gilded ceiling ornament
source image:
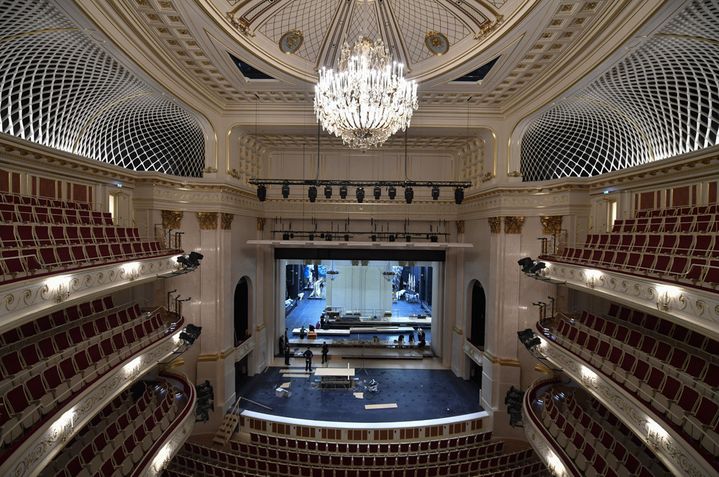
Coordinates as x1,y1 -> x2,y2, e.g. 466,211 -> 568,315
488,217 -> 502,234
456,220 -> 465,235
196,212 -> 218,230
256,217 -> 266,231
221,213 -> 235,230
425,31 -> 449,55
279,30 -> 304,54
161,210 -> 183,230
540,216 -> 563,235
504,216 -> 525,234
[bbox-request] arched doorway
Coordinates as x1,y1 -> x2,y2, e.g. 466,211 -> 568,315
470,281 -> 486,348
234,277 -> 250,347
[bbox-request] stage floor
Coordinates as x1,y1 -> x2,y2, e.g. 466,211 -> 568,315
236,366 -> 482,423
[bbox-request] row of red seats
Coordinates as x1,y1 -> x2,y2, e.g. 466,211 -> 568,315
635,204 -> 718,218
0,303 -> 167,447
231,440 -> 503,467
249,430 -> 491,455
175,441 -> 545,477
48,381 -> 180,477
552,319 -> 719,461
0,202 -> 112,225
0,223 -> 140,248
0,297 -> 114,347
584,232 -> 716,255
612,213 -> 719,233
607,304 -> 718,356
0,192 -> 92,210
539,389 -> 669,477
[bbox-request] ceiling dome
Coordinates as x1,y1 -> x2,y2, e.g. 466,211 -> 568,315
214,0 -> 504,82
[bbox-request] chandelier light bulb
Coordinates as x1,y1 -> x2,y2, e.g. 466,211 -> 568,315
314,37 -> 418,149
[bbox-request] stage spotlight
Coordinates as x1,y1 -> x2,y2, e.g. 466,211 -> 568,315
281,182 -> 290,199
339,184 -> 348,199
325,234 -> 332,241
404,187 -> 414,204
187,252 -> 203,268
431,186 -> 440,200
257,184 -> 266,202
371,234 -> 377,242
324,185 -> 332,199
528,261 -> 546,274
454,187 -> 464,205
176,255 -> 191,268
430,235 -> 438,242
356,187 -> 365,203
406,235 -> 411,242
517,257 -> 534,273
388,234 -> 396,242
180,324 -> 202,345
373,186 -> 381,200
282,232 -> 290,241
308,233 -> 315,241
308,186 -> 317,202
388,186 -> 397,200
517,329 -> 534,343
344,234 -> 350,242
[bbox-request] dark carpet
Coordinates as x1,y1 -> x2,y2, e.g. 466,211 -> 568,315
236,367 -> 482,423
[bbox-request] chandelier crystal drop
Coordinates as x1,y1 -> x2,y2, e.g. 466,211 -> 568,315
314,37 -> 418,149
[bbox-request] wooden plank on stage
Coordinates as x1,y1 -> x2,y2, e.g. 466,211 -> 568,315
279,369 -> 311,374
282,373 -> 311,378
353,392 -> 364,399
314,368 -> 355,377
280,382 -> 291,389
365,403 -> 397,410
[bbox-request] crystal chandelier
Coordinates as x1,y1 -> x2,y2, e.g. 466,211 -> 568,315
314,37 -> 418,149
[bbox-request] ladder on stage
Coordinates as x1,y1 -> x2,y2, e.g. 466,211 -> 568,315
212,397 -> 243,446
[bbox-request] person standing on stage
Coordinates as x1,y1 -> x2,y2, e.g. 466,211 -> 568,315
321,342 -> 329,364
303,347 -> 313,372
284,344 -> 291,365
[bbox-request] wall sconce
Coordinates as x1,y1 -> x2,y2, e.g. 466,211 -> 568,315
123,262 -> 141,281
656,285 -> 679,311
46,276 -> 72,303
585,270 -> 602,289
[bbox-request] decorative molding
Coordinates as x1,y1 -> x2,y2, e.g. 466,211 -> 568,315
488,217 -> 502,234
161,210 -> 183,230
542,261 -> 719,340
221,212 -> 234,230
463,340 -> 483,367
523,388 -> 573,477
541,336 -> 713,477
483,350 -> 521,367
540,215 -> 563,235
1,324 -> 184,477
452,325 -> 464,335
0,256 -> 180,333
144,392 -> 195,476
196,212 -> 218,230
256,217 -> 266,231
503,216 -> 525,234
455,220 -> 465,235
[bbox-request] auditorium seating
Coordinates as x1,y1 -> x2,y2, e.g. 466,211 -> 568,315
542,204 -> 719,290
42,379 -> 183,477
532,384 -> 671,476
0,192 -> 177,284
0,295 -> 172,451
546,306 -> 719,469
167,438 -> 547,477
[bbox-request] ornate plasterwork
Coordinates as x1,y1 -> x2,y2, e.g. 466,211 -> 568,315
542,261 -> 719,340
196,211 -> 219,229
1,325 -> 184,477
488,216 -> 502,233
256,217 -> 265,231
0,256 -> 179,331
463,340 -> 483,367
523,392 -> 572,477
540,215 -> 562,235
456,220 -> 465,235
162,210 -> 184,229
221,212 -> 234,230
503,215 -> 525,234
541,337 -> 713,477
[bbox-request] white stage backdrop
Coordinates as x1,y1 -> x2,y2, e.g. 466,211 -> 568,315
326,265 -> 392,314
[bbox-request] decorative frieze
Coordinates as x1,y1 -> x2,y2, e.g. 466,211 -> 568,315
523,391 -> 572,477
456,220 -> 465,235
463,340 -> 483,367
256,217 -> 266,231
221,213 -> 234,230
503,216 -> 525,234
488,217 -> 502,234
196,212 -> 218,230
161,210 -> 183,230
540,216 -> 563,235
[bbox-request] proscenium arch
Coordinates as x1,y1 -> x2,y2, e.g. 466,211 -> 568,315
233,276 -> 252,347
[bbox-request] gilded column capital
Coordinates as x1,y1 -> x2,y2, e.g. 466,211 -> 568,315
256,217 -> 266,231
196,212 -> 218,230
161,210 -> 183,230
456,220 -> 465,235
540,215 -> 563,235
221,213 -> 234,230
488,217 -> 501,234
503,216 -> 525,234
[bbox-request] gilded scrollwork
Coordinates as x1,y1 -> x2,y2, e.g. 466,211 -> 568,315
540,215 -> 563,235
161,210 -> 183,230
221,212 -> 234,230
503,216 -> 525,234
196,212 -> 218,230
488,217 -> 501,234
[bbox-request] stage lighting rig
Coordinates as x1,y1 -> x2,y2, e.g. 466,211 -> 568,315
518,257 -> 534,273
176,252 -> 203,270
388,186 -> 397,200
356,187 -> 365,203
454,187 -> 464,205
281,182 -> 290,198
256,184 -> 266,202
404,186 -> 414,204
431,185 -> 440,200
373,185 -> 382,200
504,386 -> 525,428
308,185 -> 317,202
517,328 -> 541,351
528,261 -> 546,274
339,184 -> 348,199
179,324 -> 202,345
324,185 -> 332,199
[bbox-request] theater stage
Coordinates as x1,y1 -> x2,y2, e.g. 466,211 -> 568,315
235,367 -> 484,424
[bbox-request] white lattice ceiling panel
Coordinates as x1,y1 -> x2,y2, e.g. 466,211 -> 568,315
520,0 -> 719,182
0,0 -> 205,177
